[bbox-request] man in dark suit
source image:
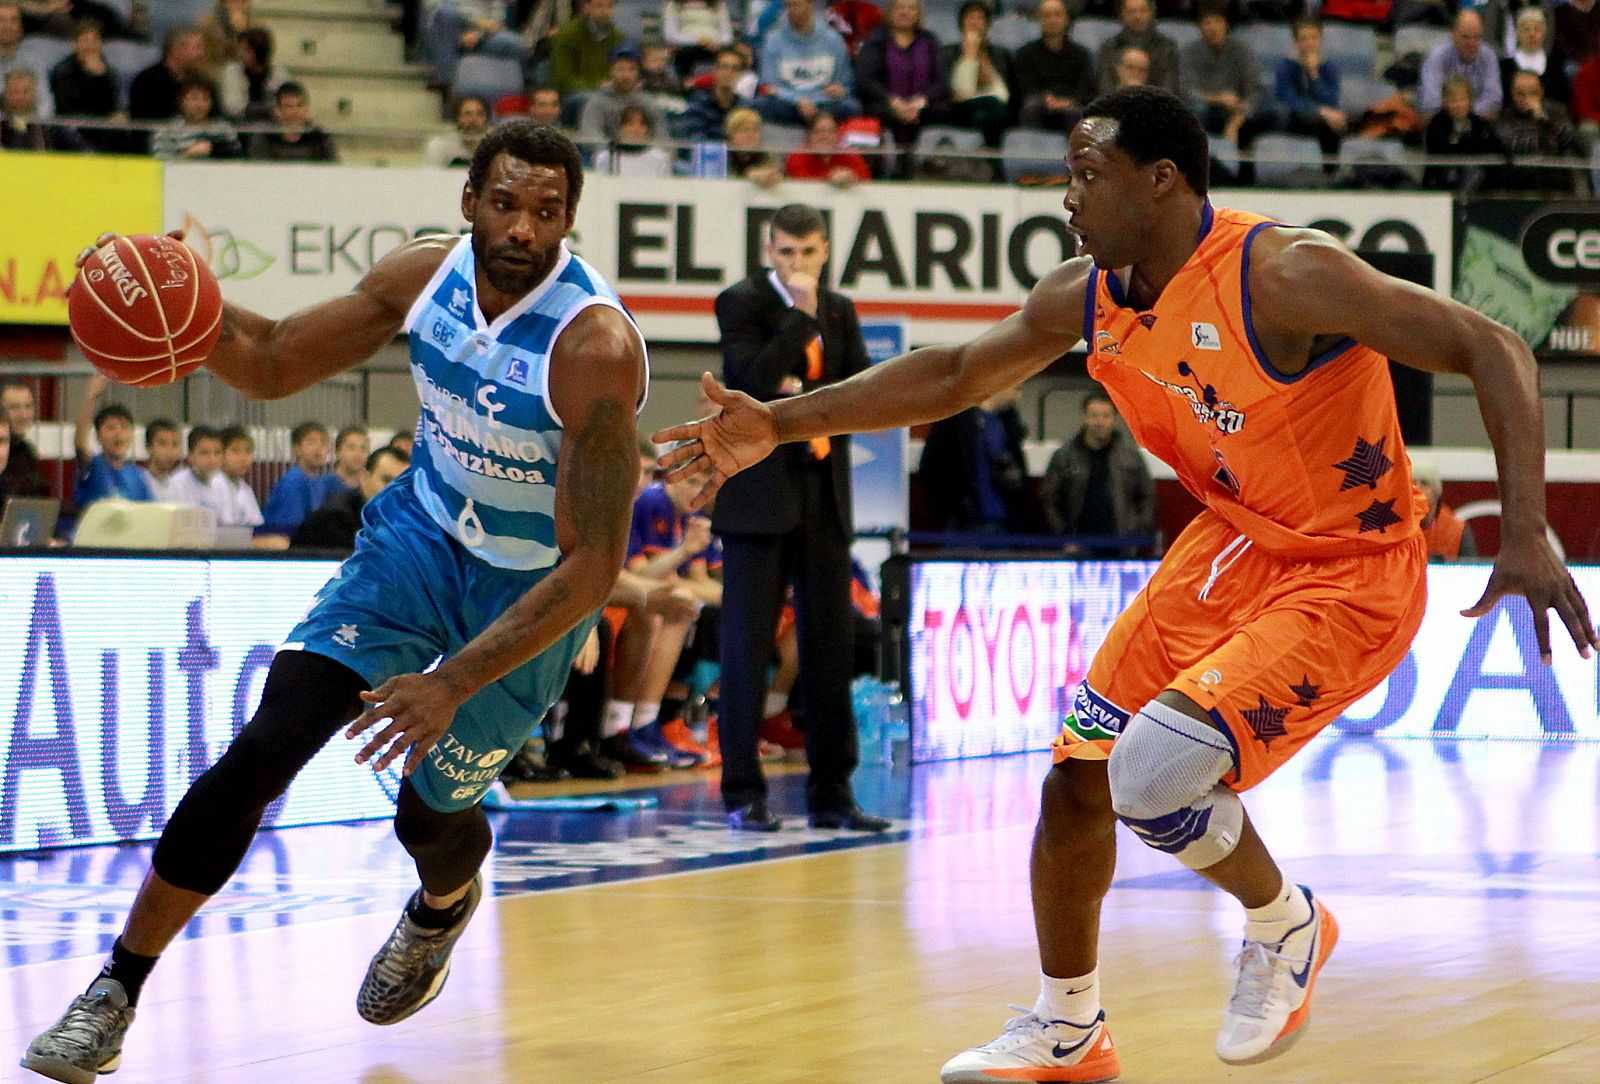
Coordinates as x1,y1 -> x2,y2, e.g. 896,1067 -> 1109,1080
712,203 -> 890,834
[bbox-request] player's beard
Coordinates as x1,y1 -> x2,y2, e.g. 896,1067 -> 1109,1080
473,226 -> 558,295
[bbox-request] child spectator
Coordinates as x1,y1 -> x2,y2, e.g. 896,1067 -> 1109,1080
217,426 -> 265,528
259,420 -> 340,536
330,425 -> 369,492
785,109 -> 871,184
142,419 -> 185,501
290,444 -> 408,550
594,103 -> 674,175
73,374 -> 152,509
151,77 -> 242,159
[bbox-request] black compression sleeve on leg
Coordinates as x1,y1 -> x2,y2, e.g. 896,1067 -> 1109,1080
393,777 -> 493,897
152,651 -> 366,895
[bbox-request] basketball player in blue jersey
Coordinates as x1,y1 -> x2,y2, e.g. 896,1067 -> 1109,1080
23,123 -> 648,1084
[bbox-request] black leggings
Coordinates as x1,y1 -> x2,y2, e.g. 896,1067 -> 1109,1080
153,651 -> 492,898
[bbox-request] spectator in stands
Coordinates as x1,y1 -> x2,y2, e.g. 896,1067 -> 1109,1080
1575,56 -> 1600,142
1095,0 -> 1178,95
1554,0 -> 1600,72
388,427 -> 415,456
1,379 -> 50,498
152,77 -> 242,158
424,0 -> 527,89
130,27 -> 207,149
827,0 -> 883,56
260,420 -> 340,536
854,0 -> 948,165
329,425 -> 368,492
0,415 -> 10,501
425,93 -> 490,166
1422,74 -> 1505,190
168,424 -> 226,513
1420,11 -> 1503,118
220,26 -> 289,120
1,68 -> 87,148
549,0 -> 622,98
50,20 -> 120,152
1181,3 -> 1269,148
1274,19 -> 1346,162
72,374 -> 151,509
682,45 -> 752,141
1111,44 -> 1149,87
141,419 -> 184,501
917,384 -> 1033,534
248,81 -> 339,161
290,445 -> 409,550
725,105 -> 783,186
638,38 -> 683,102
1014,0 -> 1096,133
529,83 -> 562,123
1500,8 -> 1567,107
579,46 -> 667,139
943,0 -> 1013,147
756,0 -> 860,126
785,108 -> 871,183
594,103 -> 674,174
1409,459 -> 1477,561
1496,68 -> 1585,194
216,426 -> 264,529
0,2 -> 54,117
663,0 -> 733,79
198,0 -> 259,73
1042,392 -> 1155,556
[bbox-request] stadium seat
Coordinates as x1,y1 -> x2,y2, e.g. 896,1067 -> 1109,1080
1393,26 -> 1450,61
17,37 -> 71,74
1340,136 -> 1420,186
1211,134 -> 1240,179
988,14 -> 1036,52
452,56 -> 525,108
1591,143 -> 1600,197
147,0 -> 211,43
762,122 -> 807,154
103,40 -> 159,101
1001,127 -> 1068,182
924,0 -> 963,45
1239,23 -> 1295,67
1250,132 -> 1326,186
914,125 -> 985,176
1069,17 -> 1121,55
613,0 -> 652,45
1164,22 -> 1202,51
1320,22 -> 1378,79
1339,75 -> 1394,116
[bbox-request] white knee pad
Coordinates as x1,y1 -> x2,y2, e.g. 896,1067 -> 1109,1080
1107,700 -> 1243,870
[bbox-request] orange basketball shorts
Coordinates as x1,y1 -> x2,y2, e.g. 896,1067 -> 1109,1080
1054,508 -> 1427,790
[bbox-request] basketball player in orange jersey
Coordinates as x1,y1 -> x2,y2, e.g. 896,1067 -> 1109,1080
656,86 -> 1598,1082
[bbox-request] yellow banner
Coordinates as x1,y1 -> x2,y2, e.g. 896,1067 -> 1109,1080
0,154 -> 163,325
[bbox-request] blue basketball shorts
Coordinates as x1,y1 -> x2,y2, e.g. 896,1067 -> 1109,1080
283,481 -> 597,812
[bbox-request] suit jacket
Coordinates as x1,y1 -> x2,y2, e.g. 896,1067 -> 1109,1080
712,272 -> 870,537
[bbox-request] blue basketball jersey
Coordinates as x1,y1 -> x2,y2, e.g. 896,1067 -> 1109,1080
401,236 -> 647,571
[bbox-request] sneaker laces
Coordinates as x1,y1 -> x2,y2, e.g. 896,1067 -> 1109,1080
1227,941 -> 1294,1021
973,1006 -> 1083,1053
48,992 -> 123,1053
370,919 -> 443,990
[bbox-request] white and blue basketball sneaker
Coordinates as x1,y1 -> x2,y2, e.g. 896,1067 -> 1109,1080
1215,886 -> 1340,1064
941,1008 -> 1121,1082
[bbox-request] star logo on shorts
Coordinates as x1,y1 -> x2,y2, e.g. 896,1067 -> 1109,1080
1241,695 -> 1290,744
1289,676 -> 1321,707
1333,436 -> 1393,491
1356,498 -> 1403,534
333,623 -> 360,647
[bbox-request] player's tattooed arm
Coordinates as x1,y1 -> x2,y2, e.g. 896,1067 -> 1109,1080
204,235 -> 454,400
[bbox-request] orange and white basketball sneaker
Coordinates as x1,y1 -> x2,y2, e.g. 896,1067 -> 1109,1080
940,1009 -> 1121,1082
659,719 -> 712,768
1215,887 -> 1339,1065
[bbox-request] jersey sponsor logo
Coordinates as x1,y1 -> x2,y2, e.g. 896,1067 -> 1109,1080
449,286 -> 470,317
476,383 -> 509,423
431,319 -> 456,349
1070,684 -> 1126,739
505,356 -> 530,386
426,418 -> 550,485
1094,330 -> 1122,356
1139,361 -> 1246,435
1191,322 -> 1222,351
427,735 -> 513,788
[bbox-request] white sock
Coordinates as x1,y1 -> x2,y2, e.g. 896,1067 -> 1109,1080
1244,876 -> 1312,943
602,700 -> 634,738
1034,968 -> 1100,1026
764,692 -> 788,717
632,700 -> 661,730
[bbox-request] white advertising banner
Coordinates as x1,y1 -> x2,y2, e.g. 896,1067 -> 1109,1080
909,560 -> 1600,763
0,556 -> 400,853
165,164 -> 1454,345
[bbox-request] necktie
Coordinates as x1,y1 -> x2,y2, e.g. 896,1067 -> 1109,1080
805,335 -> 830,460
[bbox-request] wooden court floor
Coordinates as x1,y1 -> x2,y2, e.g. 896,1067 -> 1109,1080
5,739 -> 1600,1083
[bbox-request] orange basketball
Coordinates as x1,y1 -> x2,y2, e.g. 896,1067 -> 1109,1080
68,234 -> 224,387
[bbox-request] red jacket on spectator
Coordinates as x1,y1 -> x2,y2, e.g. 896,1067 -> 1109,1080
1573,57 -> 1600,127
785,148 -> 872,181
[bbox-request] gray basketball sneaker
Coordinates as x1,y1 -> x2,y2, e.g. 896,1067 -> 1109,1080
20,977 -> 135,1084
356,874 -> 483,1026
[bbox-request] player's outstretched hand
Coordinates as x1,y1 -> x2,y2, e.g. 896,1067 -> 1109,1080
1462,532 -> 1599,664
74,228 -> 187,270
653,372 -> 778,511
346,672 -> 469,775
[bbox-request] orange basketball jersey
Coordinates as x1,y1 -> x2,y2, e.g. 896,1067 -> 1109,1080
1083,204 -> 1424,557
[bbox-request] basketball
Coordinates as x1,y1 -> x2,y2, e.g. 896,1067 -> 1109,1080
68,233 -> 224,387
